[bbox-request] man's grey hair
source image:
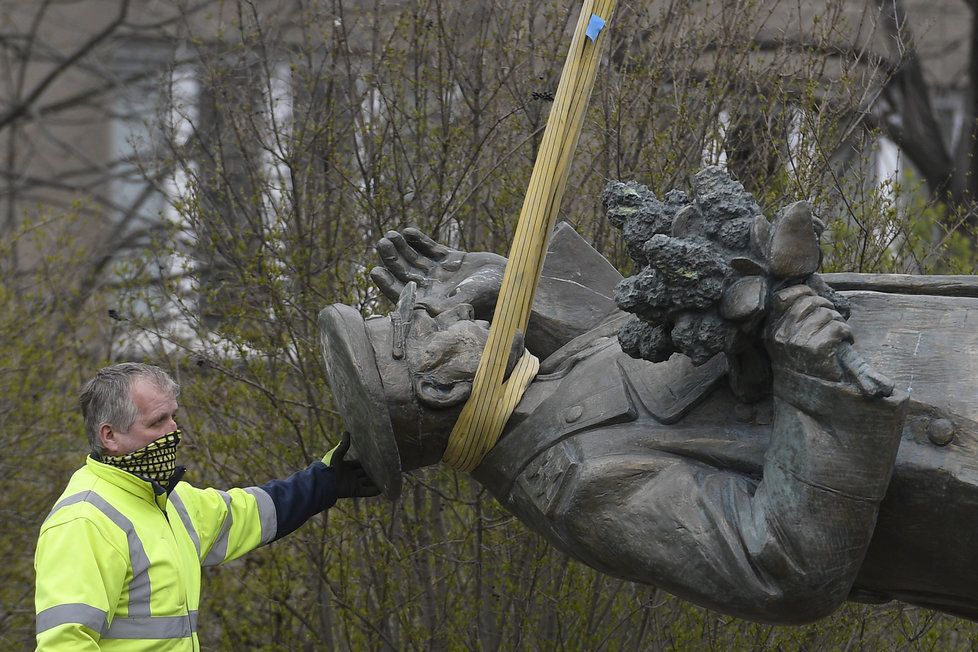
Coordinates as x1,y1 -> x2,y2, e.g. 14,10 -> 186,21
79,363 -> 180,455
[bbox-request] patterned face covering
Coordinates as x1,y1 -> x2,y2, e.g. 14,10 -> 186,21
100,430 -> 181,488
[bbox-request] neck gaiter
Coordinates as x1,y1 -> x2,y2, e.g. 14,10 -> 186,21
100,430 -> 181,489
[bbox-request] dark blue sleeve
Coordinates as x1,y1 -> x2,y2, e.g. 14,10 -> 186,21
258,461 -> 337,542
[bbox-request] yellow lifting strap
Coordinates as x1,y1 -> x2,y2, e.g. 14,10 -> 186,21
442,0 -> 618,473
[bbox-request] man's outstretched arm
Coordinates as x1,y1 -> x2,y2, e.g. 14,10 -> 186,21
181,433 -> 380,566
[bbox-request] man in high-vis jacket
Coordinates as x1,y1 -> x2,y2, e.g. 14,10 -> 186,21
34,362 -> 379,650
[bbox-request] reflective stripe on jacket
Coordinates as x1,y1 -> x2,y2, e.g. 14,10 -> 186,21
34,455 -> 337,651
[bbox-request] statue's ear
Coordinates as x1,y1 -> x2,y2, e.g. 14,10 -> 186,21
413,376 -> 471,408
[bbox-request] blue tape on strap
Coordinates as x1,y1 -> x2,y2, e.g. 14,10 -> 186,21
585,14 -> 606,41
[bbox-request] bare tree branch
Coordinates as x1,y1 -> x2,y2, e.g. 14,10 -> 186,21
0,0 -> 131,131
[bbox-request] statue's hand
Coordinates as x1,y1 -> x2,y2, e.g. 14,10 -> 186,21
765,285 -> 894,397
765,285 -> 852,382
370,228 -> 506,319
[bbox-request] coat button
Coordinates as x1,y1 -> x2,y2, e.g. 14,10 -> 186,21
927,418 -> 955,446
564,405 -> 583,423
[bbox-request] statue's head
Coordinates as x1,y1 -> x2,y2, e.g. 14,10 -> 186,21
319,284 -> 523,499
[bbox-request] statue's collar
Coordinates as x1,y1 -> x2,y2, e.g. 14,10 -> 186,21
537,313 -> 632,378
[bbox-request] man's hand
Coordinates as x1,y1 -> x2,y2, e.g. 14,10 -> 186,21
323,432 -> 381,498
369,228 -> 506,319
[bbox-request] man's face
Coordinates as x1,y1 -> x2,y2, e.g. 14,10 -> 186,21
100,378 -> 179,455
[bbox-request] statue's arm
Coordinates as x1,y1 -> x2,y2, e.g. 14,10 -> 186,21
555,288 -> 908,624
370,223 -> 623,358
559,373 -> 906,624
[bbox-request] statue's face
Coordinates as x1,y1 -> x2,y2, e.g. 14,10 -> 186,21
405,307 -> 524,409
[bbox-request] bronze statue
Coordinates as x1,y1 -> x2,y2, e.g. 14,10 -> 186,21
319,185 -> 978,624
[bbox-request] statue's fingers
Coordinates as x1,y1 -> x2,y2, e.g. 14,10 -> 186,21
797,296 -> 835,325
770,285 -> 813,319
370,267 -> 404,300
403,227 -> 452,261
808,321 -> 854,379
386,230 -> 433,271
787,306 -> 836,348
376,238 -> 426,284
778,292 -> 836,334
810,315 -> 853,344
795,318 -> 851,370
375,236 -> 397,262
774,292 -> 820,337
838,344 -> 894,398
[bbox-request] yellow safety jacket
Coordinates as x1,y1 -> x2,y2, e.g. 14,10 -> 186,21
34,455 -> 325,651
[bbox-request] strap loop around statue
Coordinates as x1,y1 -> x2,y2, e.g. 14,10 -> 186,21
442,0 -> 617,473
